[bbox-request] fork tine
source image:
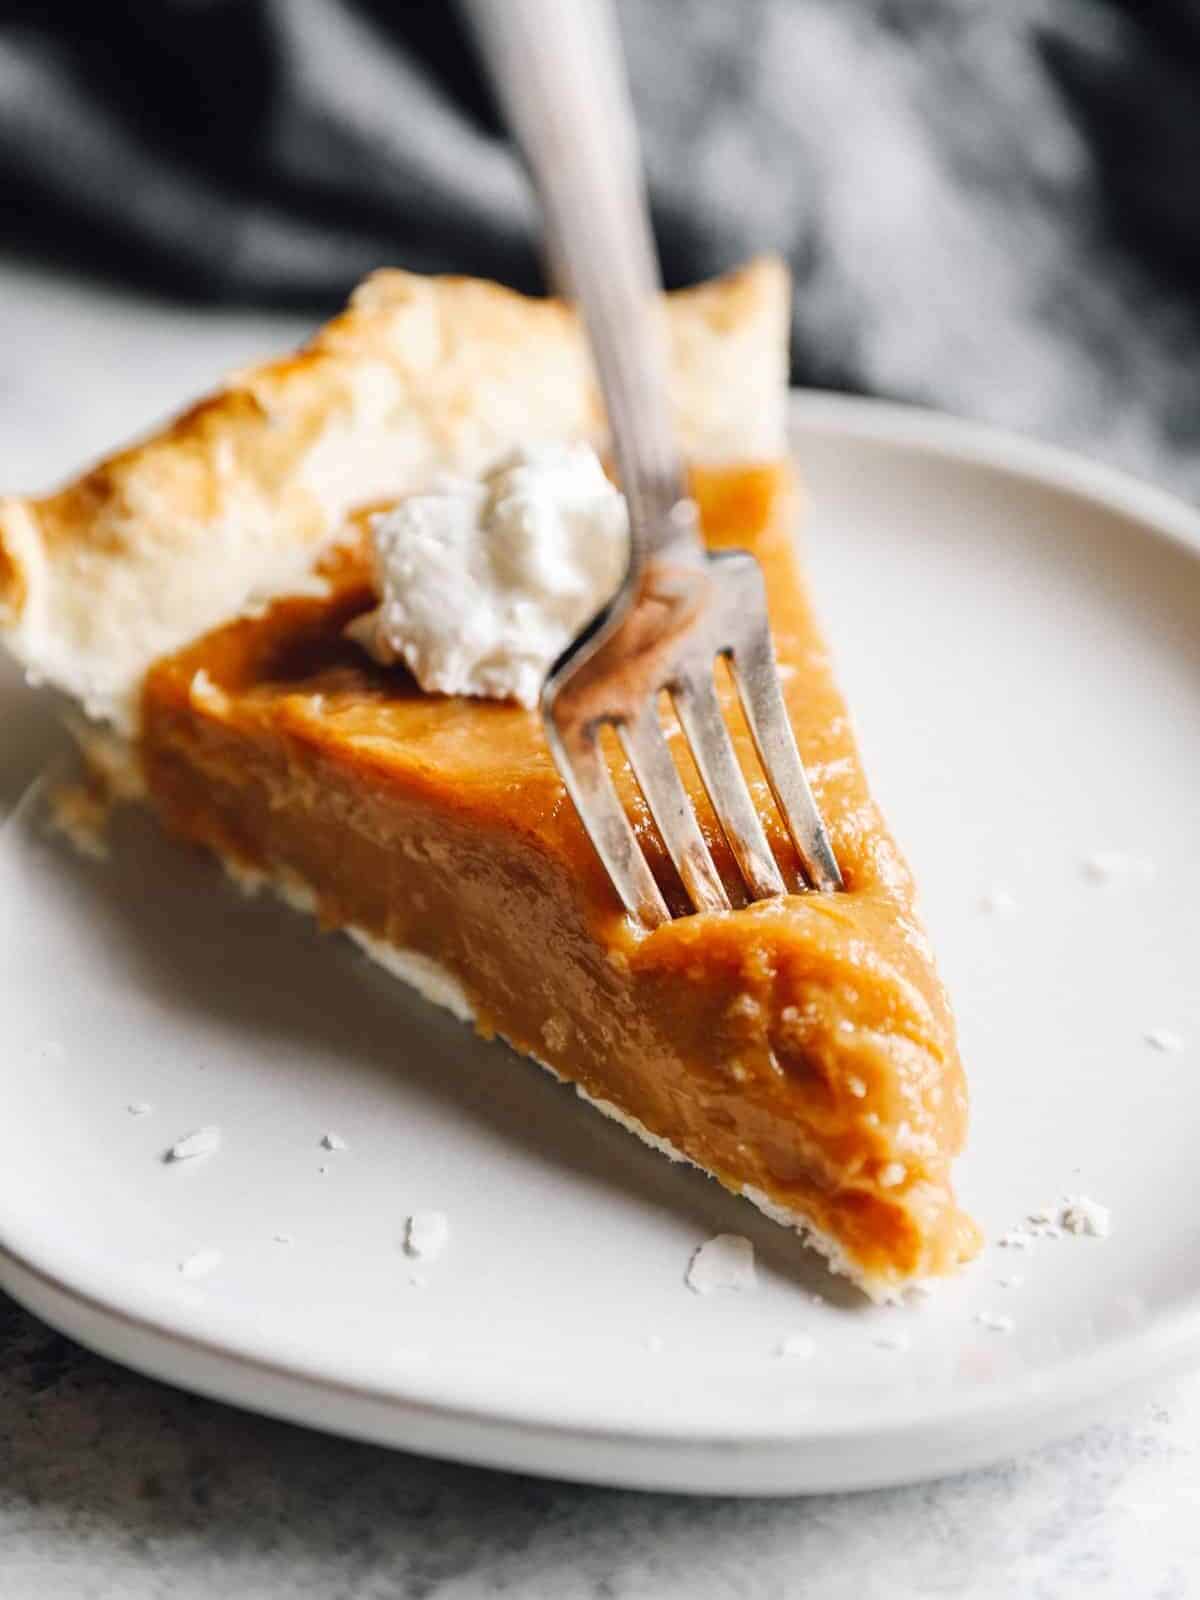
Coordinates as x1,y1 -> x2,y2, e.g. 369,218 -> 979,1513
619,703 -> 731,915
542,718 -> 670,927
729,629 -> 844,894
671,667 -> 787,902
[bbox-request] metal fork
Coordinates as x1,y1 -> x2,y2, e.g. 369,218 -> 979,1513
467,0 -> 842,927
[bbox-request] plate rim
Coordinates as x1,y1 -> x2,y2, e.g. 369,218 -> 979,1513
790,389 -> 1200,560
3,389 -> 1199,1493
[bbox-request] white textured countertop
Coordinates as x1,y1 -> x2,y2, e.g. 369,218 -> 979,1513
3,261 -> 1200,1599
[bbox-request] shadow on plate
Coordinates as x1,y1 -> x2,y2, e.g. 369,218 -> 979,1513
8,775 -> 864,1310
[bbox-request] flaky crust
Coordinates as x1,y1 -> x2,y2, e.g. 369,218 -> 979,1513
0,259 -> 789,730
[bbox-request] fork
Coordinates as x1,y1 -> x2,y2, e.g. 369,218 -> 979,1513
467,0 -> 843,927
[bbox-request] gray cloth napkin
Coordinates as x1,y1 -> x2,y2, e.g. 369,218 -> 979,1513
3,0 -> 1199,491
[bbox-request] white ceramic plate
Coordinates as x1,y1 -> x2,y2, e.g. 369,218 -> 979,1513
2,395 -> 1199,1496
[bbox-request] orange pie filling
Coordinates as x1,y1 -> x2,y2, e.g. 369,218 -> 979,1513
140,462 -> 981,1297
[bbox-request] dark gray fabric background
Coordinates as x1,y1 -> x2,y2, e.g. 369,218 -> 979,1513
3,0 -> 1200,492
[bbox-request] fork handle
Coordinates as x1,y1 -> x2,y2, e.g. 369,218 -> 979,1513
465,0 -> 699,569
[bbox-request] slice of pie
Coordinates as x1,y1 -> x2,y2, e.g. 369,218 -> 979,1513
0,259 -> 980,1299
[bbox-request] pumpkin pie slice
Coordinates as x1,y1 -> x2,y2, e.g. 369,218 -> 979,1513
0,260 -> 979,1299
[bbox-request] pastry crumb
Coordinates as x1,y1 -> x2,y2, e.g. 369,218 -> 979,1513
776,1332 -> 816,1360
1144,1028 -> 1185,1055
978,886 -> 1017,915
178,1248 -> 222,1279
165,1125 -> 221,1163
996,1275 -> 1024,1289
405,1211 -> 450,1260
685,1234 -> 757,1295
1062,1195 -> 1111,1238
1001,1196 -> 1111,1249
873,1329 -> 910,1352
999,1228 -> 1035,1250
976,1310 -> 1015,1334
1081,851 -> 1154,884
127,1102 -> 152,1118
320,1132 -> 347,1151
273,1233 -> 294,1245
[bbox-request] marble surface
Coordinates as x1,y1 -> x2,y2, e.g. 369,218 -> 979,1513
3,261 -> 1200,1598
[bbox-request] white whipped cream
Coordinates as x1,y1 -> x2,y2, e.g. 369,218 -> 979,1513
350,444 -> 629,708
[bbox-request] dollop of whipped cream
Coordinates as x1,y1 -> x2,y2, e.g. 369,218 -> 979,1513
349,444 -> 629,708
